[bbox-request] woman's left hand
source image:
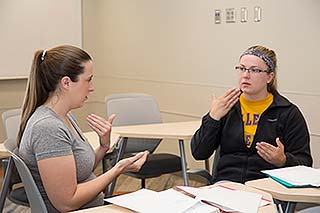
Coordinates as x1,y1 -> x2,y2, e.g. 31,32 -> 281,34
256,137 -> 286,167
87,113 -> 116,150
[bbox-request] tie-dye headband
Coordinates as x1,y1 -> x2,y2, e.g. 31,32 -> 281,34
240,49 -> 275,72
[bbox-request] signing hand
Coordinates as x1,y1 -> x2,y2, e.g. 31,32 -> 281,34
116,151 -> 149,173
210,88 -> 241,120
87,113 -> 116,150
256,137 -> 286,167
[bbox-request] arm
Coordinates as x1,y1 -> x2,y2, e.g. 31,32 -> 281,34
38,151 -> 148,212
191,88 -> 241,160
282,106 -> 312,167
256,106 -> 313,167
191,113 -> 221,160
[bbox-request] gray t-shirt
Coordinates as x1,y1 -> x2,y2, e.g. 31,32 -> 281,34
19,105 -> 104,212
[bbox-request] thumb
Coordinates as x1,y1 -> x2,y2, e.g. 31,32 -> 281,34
108,114 -> 116,124
211,94 -> 216,102
276,137 -> 283,148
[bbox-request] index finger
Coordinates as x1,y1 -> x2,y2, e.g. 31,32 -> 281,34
223,87 -> 241,99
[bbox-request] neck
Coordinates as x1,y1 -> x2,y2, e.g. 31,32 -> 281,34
243,91 -> 269,101
44,95 -> 70,118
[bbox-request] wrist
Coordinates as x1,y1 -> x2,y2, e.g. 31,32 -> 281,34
99,144 -> 109,151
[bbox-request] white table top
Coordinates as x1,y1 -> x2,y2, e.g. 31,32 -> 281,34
112,120 -> 201,140
246,178 -> 320,203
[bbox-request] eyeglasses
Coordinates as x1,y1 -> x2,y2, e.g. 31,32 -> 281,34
235,66 -> 271,74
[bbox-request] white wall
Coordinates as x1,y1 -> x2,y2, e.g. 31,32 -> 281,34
0,0 -> 82,79
82,0 -> 320,169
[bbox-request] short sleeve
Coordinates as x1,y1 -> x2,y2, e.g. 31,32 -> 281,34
31,118 -> 73,161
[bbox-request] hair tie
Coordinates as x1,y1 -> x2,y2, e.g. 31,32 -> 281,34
41,50 -> 47,61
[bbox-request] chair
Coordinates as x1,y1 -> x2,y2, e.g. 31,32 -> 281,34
104,93 -> 182,195
187,146 -> 221,185
3,142 -> 47,212
1,108 -> 21,145
0,108 -> 29,210
297,206 -> 320,213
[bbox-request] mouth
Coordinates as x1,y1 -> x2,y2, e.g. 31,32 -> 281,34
241,82 -> 251,87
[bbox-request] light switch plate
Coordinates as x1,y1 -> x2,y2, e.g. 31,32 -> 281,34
214,9 -> 221,24
226,8 -> 236,23
254,6 -> 262,22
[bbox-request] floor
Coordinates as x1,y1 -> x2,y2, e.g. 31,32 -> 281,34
0,163 -> 205,212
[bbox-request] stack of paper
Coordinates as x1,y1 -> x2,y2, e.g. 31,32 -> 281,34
262,165 -> 320,188
105,185 -> 268,213
104,188 -> 219,213
175,185 -> 262,213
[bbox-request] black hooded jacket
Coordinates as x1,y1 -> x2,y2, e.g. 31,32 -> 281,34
191,91 -> 312,183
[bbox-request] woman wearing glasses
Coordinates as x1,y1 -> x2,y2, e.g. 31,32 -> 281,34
191,45 -> 312,183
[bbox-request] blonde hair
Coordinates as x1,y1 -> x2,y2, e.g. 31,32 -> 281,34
241,45 -> 278,93
17,45 -> 92,146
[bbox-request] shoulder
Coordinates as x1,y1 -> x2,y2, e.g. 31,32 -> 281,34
28,106 -> 70,137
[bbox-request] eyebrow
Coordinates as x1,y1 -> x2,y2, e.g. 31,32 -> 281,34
239,64 -> 261,69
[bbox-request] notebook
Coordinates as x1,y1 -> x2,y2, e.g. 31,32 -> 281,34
262,165 -> 320,188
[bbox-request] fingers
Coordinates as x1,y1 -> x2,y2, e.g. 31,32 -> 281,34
256,140 -> 286,167
87,113 -> 112,136
108,114 -> 116,124
118,151 -> 149,173
210,88 -> 241,120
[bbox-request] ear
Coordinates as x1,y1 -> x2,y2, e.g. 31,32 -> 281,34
60,76 -> 71,90
267,72 -> 275,84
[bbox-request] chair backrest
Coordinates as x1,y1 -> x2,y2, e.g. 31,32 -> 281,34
6,146 -> 47,213
105,93 -> 162,153
2,108 -> 21,144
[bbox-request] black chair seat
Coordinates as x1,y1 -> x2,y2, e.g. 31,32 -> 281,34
8,186 -> 29,206
127,153 -> 182,178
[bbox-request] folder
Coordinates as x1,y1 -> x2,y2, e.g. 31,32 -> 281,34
262,165 -> 320,188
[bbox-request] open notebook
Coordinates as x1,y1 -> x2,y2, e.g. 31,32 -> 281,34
262,165 -> 320,188
105,184 -> 271,213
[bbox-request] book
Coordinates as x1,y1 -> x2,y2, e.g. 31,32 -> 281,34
262,165 -> 320,188
174,185 -> 266,213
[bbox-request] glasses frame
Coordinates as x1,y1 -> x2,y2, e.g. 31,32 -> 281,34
235,66 -> 272,74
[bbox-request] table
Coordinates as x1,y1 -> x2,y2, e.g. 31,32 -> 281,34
111,120 -> 201,186
72,182 -> 277,213
0,143 -> 10,158
246,178 -> 320,213
83,131 -> 120,153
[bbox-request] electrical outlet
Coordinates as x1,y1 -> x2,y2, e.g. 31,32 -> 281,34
226,8 -> 236,23
214,9 -> 221,24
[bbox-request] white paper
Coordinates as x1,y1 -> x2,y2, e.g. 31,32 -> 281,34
105,188 -> 217,213
262,166 -> 320,187
177,185 -> 262,213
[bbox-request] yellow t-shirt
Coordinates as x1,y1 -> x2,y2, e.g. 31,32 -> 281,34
240,93 -> 273,148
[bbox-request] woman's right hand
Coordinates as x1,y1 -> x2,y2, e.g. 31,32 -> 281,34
115,151 -> 149,173
210,88 -> 241,120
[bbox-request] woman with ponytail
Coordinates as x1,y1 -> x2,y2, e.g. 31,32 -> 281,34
17,45 -> 148,212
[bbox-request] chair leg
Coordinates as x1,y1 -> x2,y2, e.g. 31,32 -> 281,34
141,179 -> 146,188
0,158 -> 14,212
